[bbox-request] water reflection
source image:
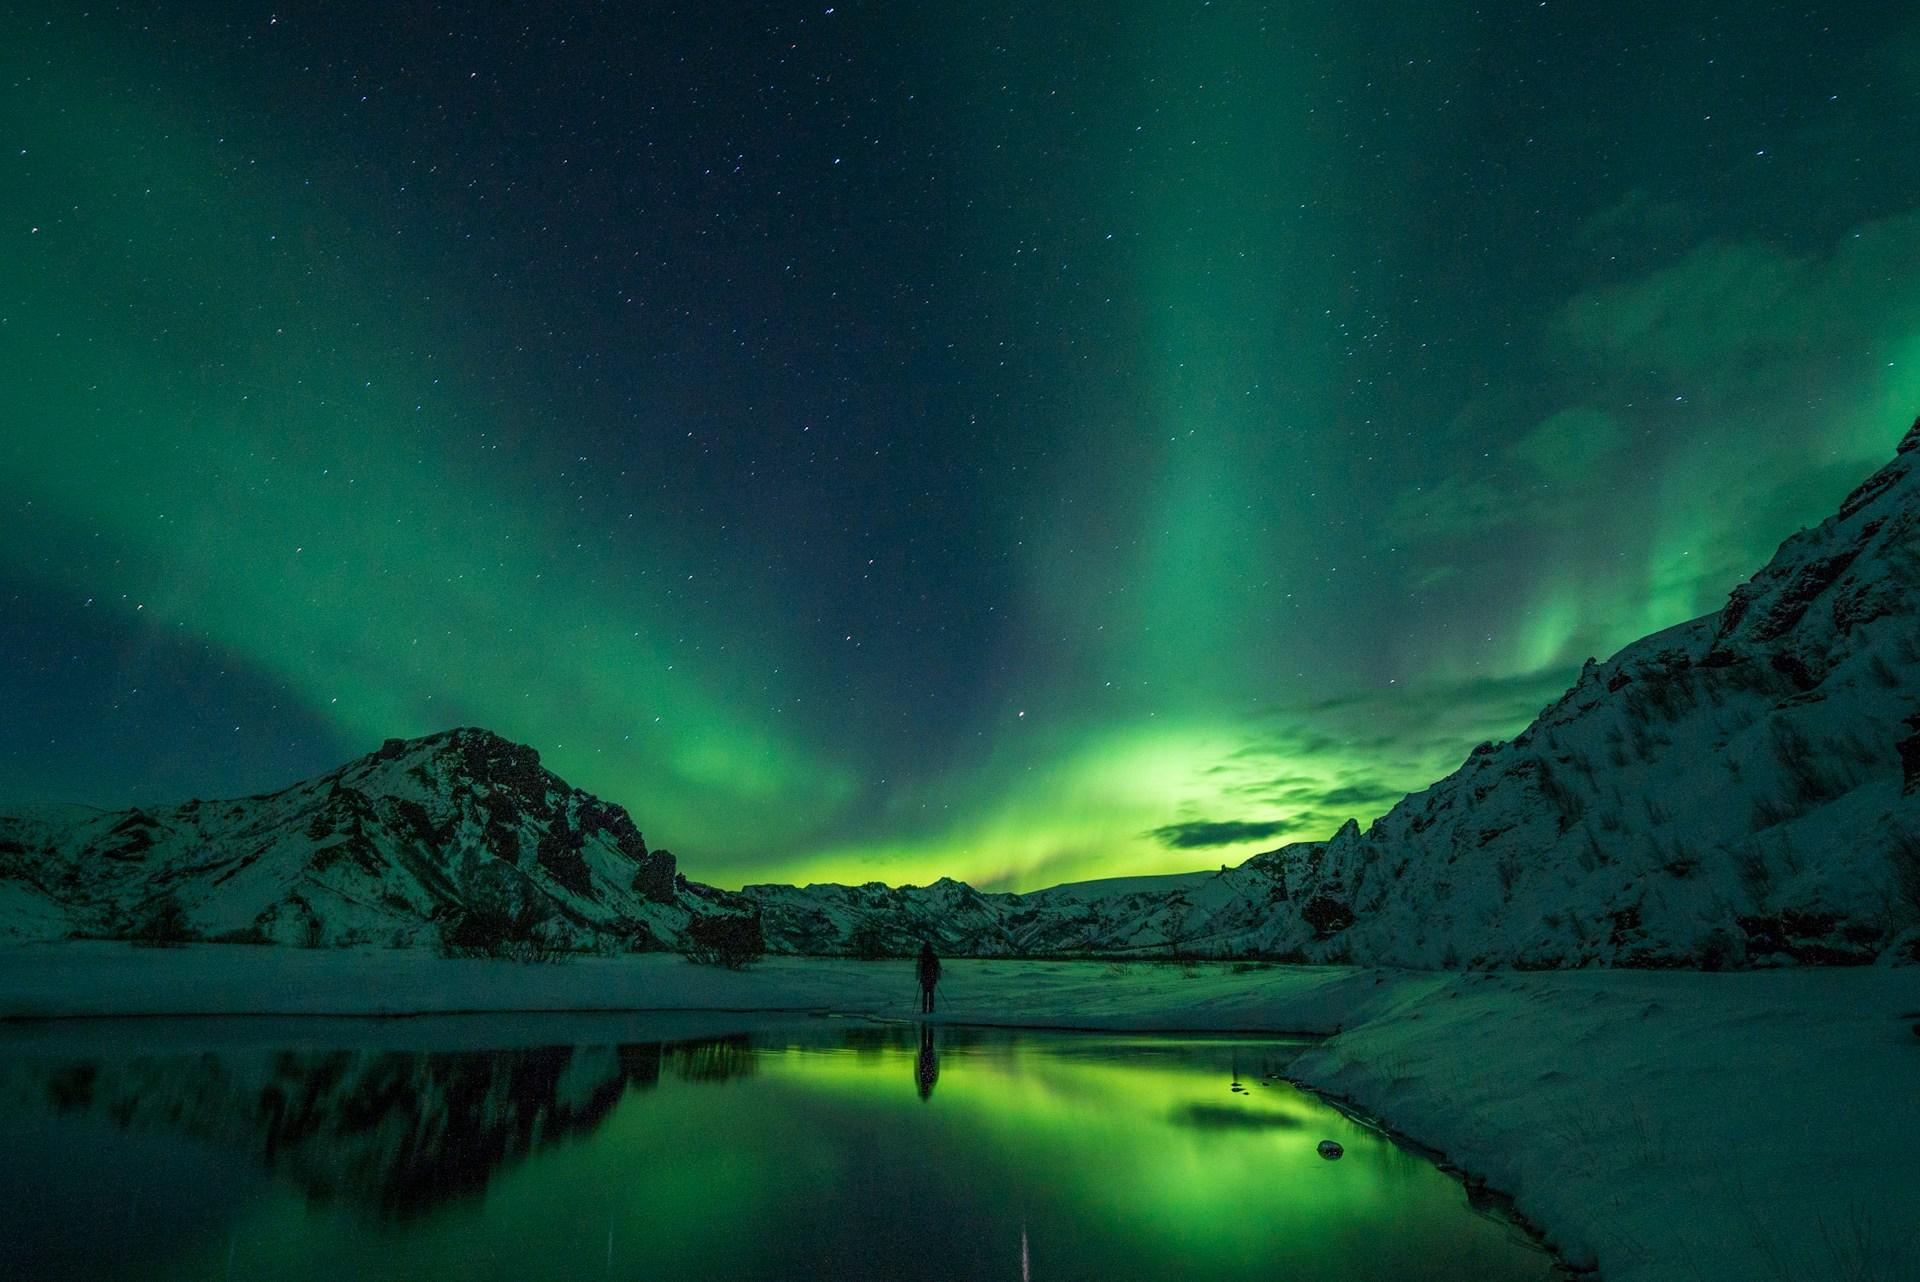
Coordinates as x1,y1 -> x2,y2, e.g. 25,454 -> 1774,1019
15,1039 -> 739,1220
916,1025 -> 939,1101
0,1022 -> 1558,1281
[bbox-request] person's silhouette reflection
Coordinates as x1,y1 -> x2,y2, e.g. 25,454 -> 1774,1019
916,1024 -> 940,1101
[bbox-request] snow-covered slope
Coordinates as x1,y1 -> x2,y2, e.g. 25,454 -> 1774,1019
1242,421 -> 1920,967
744,423 -> 1920,967
0,728 -> 743,949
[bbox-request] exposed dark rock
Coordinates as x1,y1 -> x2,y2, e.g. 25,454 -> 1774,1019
474,792 -> 522,865
1606,904 -> 1642,951
1716,586 -> 1755,637
453,729 -> 554,821
1830,574 -> 1897,634
392,798 -> 452,850
1839,466 -> 1903,520
1302,895 -> 1355,939
631,847 -> 678,904
1900,715 -> 1920,795
681,912 -> 766,969
535,825 -> 593,897
578,798 -> 648,861
1769,651 -> 1820,691
1741,548 -> 1863,644
1736,911 -> 1880,965
1616,946 -> 1695,970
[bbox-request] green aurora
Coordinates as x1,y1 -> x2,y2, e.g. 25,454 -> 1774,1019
4,4 -> 1918,889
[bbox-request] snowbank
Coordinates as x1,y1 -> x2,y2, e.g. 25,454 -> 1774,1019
0,943 -> 1912,1282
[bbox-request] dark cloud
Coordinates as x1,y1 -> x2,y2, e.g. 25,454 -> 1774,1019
1310,783 -> 1406,812
1148,819 -> 1296,850
1383,406 -> 1626,544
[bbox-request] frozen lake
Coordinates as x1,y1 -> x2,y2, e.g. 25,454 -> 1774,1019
0,1016 -> 1557,1280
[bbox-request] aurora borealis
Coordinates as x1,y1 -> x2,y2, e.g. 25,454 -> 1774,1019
4,3 -> 1918,891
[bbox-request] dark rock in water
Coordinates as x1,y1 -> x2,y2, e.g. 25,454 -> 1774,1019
1317,1140 -> 1344,1160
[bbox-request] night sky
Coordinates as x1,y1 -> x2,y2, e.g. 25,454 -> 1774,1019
4,3 -> 1918,890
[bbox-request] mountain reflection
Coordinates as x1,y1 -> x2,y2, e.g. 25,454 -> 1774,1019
15,1035 -> 765,1219
0,1026 -> 1562,1282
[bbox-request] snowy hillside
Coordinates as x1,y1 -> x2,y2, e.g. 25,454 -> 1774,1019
1245,421 -> 1920,967
0,728 -> 744,949
745,423 -> 1920,967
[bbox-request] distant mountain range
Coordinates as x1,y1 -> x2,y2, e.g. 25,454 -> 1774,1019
5,423 -> 1919,968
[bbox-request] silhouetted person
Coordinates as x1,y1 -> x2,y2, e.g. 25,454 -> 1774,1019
916,1024 -> 940,1101
916,940 -> 941,1014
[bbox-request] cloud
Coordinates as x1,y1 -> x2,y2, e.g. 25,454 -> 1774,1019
1384,405 -> 1627,543
1510,407 -> 1625,483
1384,207 -> 1920,627
1572,188 -> 1699,266
1219,774 -> 1403,812
1550,224 -> 1920,384
1148,818 -> 1297,849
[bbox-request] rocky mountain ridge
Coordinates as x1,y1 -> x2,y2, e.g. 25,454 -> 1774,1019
0,727 -> 745,950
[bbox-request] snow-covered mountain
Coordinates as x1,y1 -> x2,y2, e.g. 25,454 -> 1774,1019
0,727 -> 745,949
1251,420 -> 1920,967
744,423 -> 1920,967
4,424 -> 1917,967
741,870 -> 1251,959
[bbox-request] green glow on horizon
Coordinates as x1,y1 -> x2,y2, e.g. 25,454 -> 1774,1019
160,1036 -> 1549,1280
7,10 -> 1920,892
763,721 -> 1347,889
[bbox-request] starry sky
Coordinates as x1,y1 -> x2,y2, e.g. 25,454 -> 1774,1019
4,2 -> 1919,891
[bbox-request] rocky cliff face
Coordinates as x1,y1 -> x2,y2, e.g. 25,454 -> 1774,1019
0,727 -> 740,949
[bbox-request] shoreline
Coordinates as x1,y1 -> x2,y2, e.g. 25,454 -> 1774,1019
0,943 -> 1913,1282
